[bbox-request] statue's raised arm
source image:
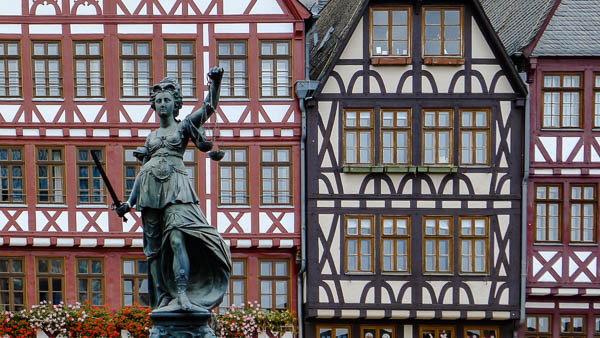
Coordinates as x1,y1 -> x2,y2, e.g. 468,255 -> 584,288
189,67 -> 223,128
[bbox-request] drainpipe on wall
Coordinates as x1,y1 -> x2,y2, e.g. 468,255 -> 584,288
295,17 -> 319,338
520,71 -> 530,331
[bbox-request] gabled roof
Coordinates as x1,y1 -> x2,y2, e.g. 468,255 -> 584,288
310,0 -> 527,95
480,0 -> 556,56
531,0 -> 600,56
309,0 -> 365,81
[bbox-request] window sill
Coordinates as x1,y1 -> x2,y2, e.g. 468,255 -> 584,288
0,203 -> 27,208
220,98 -> 250,102
36,204 -> 68,208
568,243 -> 598,247
217,205 -> 251,209
423,57 -> 465,65
417,166 -> 458,173
74,98 -> 107,102
120,98 -> 149,102
370,57 -> 411,65
259,98 -> 294,102
0,98 -> 24,101
345,272 -> 375,275
423,272 -> 454,276
540,128 -> 584,132
458,272 -> 489,276
342,165 -> 458,173
76,204 -> 108,209
259,205 -> 295,209
533,242 -> 562,246
32,98 -> 64,101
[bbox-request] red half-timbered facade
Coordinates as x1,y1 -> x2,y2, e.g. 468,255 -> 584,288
520,0 -> 600,337
0,0 -> 310,312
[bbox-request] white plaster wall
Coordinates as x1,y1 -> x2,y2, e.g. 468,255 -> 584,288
339,18 -> 363,59
471,19 -> 495,59
464,281 -> 492,304
472,64 -> 502,93
371,65 -> 412,93
340,280 -> 369,303
423,65 -> 465,93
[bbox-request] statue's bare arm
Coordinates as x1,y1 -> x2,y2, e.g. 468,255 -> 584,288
189,67 -> 224,128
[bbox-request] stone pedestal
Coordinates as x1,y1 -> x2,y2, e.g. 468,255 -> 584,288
149,312 -> 216,338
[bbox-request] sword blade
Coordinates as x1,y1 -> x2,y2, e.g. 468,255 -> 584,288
91,150 -> 128,222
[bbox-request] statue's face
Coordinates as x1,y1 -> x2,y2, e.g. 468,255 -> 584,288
155,91 -> 175,119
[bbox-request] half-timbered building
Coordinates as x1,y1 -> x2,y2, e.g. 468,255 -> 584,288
303,0 -> 527,337
0,0 -> 310,314
486,0 -> 600,336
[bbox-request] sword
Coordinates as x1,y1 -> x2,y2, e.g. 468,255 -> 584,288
91,150 -> 128,222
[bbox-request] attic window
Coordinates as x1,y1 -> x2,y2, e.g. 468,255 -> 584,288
423,7 -> 463,57
370,7 -> 411,57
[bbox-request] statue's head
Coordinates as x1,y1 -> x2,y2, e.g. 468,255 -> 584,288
150,77 -> 183,118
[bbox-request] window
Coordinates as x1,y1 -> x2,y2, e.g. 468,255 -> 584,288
594,317 -> 600,337
0,147 -> 24,203
165,41 -> 195,97
381,109 -> 410,164
77,148 -> 106,204
76,258 -> 104,306
120,41 -> 152,98
465,327 -> 499,338
183,149 -> 197,190
261,147 -> 292,205
535,184 -> 561,242
260,40 -> 291,97
219,148 -> 248,205
217,41 -> 247,98
542,74 -> 582,128
122,258 -> 149,306
460,110 -> 489,165
318,326 -> 351,338
381,217 -> 410,273
36,257 -> 64,304
73,41 -> 103,98
0,257 -> 25,311
32,41 -> 62,97
344,110 -> 374,165
423,8 -> 462,56
423,109 -> 452,165
561,315 -> 585,337
424,216 -> 452,273
459,217 -> 488,273
526,315 -> 552,338
345,216 -> 374,273
421,326 -> 455,338
362,327 -> 394,338
570,185 -> 596,242
259,260 -> 289,310
124,148 -> 141,198
595,75 -> 600,127
37,147 -> 65,204
371,8 -> 410,57
219,259 -> 246,314
0,41 -> 21,97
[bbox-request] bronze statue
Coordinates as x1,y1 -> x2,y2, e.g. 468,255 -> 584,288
116,68 -> 231,315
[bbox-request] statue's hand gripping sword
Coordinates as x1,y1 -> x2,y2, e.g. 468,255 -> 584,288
91,151 -> 128,222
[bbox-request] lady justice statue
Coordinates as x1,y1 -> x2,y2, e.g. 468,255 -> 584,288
116,67 -> 231,334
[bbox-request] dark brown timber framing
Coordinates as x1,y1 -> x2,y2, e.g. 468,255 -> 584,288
305,0 -> 527,337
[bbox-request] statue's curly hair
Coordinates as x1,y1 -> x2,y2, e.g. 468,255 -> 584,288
150,77 -> 183,119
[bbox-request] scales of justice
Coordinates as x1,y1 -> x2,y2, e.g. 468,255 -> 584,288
92,67 -> 231,337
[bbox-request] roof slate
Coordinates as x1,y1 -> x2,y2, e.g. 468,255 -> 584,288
532,0 -> 600,56
479,0 -> 556,56
308,0 -> 365,80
